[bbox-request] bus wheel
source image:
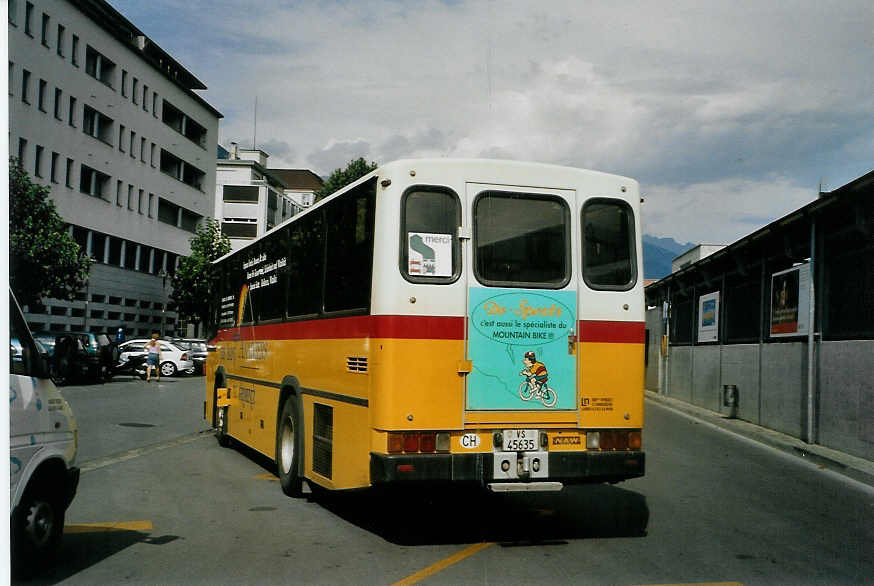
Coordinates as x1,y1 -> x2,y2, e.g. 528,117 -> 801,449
276,397 -> 303,497
215,405 -> 231,447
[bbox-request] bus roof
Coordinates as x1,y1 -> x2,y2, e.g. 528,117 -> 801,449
213,158 -> 637,264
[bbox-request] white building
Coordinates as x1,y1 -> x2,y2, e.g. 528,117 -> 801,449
672,244 -> 726,274
216,145 -> 322,251
8,0 -> 222,337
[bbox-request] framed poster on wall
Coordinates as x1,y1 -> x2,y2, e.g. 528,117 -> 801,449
770,263 -> 810,337
697,291 -> 720,343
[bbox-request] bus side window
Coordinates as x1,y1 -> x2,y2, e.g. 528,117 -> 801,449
400,187 -> 461,283
582,199 -> 637,290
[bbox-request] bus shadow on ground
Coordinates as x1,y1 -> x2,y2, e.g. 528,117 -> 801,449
12,529 -> 180,585
312,483 -> 649,546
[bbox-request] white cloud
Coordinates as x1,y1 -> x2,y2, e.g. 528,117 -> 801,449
642,177 -> 818,244
113,0 -> 874,241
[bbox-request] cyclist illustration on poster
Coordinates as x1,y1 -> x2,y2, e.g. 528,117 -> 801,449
467,288 -> 576,410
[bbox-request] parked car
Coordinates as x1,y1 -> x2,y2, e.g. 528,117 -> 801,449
170,338 -> 207,375
49,332 -> 118,385
31,331 -> 58,357
10,292 -> 80,576
118,339 -> 194,377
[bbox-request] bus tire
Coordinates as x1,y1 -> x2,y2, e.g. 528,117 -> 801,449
276,397 -> 303,498
215,406 -> 231,447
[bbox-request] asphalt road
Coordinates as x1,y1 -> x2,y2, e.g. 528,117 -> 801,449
16,376 -> 874,585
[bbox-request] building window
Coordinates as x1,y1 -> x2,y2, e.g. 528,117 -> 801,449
221,221 -> 258,239
158,198 -> 202,232
79,164 -> 110,199
8,62 -> 13,96
132,78 -> 138,104
8,0 -> 17,26
53,87 -> 62,119
222,185 -> 260,203
121,69 -> 127,97
130,131 -> 136,158
152,93 -> 158,117
68,95 -> 77,126
17,138 -> 27,167
71,35 -> 79,66
34,145 -> 44,177
56,24 -> 65,56
160,149 -> 205,190
118,125 -> 125,152
85,46 -> 116,88
142,85 -> 148,111
40,12 -> 49,47
50,152 -> 59,183
116,180 -> 123,206
24,2 -> 33,36
138,189 -> 145,214
65,158 -> 73,187
150,143 -> 156,167
162,100 -> 208,147
140,137 -> 146,162
127,185 -> 134,210
21,69 -> 31,104
148,193 -> 155,217
82,104 -> 114,144
37,79 -> 47,111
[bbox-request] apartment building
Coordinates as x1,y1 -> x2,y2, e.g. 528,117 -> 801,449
216,145 -> 322,251
8,0 -> 222,336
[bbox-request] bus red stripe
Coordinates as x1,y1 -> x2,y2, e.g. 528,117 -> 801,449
213,315 -> 465,342
212,317 -> 643,343
578,320 -> 645,344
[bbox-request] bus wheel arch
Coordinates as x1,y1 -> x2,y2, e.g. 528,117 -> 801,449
276,382 -> 303,498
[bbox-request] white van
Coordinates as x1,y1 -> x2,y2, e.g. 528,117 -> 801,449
9,291 -> 79,571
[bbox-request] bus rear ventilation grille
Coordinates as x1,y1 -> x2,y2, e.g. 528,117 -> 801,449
346,356 -> 368,373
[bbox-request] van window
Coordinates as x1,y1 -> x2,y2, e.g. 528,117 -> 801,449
582,199 -> 637,290
474,192 -> 570,288
400,187 -> 461,283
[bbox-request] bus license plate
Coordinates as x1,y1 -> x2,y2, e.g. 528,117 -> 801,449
503,429 -> 538,451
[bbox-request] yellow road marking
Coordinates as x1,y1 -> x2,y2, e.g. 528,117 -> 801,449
65,521 -> 153,534
255,473 -> 278,481
392,542 -> 493,586
635,583 -> 744,586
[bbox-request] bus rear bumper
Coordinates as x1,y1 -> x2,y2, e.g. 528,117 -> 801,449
370,451 -> 644,486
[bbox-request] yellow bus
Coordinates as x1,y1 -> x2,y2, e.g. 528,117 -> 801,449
205,158 -> 645,496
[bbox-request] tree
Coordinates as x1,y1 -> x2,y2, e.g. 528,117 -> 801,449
9,159 -> 92,309
170,218 -> 232,334
315,157 -> 378,201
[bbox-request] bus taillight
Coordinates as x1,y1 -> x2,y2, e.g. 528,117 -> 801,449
387,432 -> 449,454
586,430 -> 642,451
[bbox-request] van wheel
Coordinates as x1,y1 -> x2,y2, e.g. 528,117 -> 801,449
12,487 -> 63,570
276,397 -> 303,497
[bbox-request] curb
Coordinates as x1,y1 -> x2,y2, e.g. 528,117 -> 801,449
645,390 -> 874,489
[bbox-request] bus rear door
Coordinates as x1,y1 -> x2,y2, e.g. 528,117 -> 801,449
464,183 -> 578,417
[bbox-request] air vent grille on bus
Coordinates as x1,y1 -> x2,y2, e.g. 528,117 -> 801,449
313,404 -> 333,479
346,356 -> 368,373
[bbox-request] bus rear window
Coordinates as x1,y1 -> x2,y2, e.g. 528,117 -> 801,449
474,192 -> 570,288
582,199 -> 636,289
400,188 -> 461,283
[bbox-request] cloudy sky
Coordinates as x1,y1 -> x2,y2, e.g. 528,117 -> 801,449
113,0 -> 874,245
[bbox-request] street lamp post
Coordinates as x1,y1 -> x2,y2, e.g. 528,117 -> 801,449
157,269 -> 167,337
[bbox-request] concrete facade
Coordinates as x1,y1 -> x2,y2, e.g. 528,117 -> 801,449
9,0 -> 221,336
